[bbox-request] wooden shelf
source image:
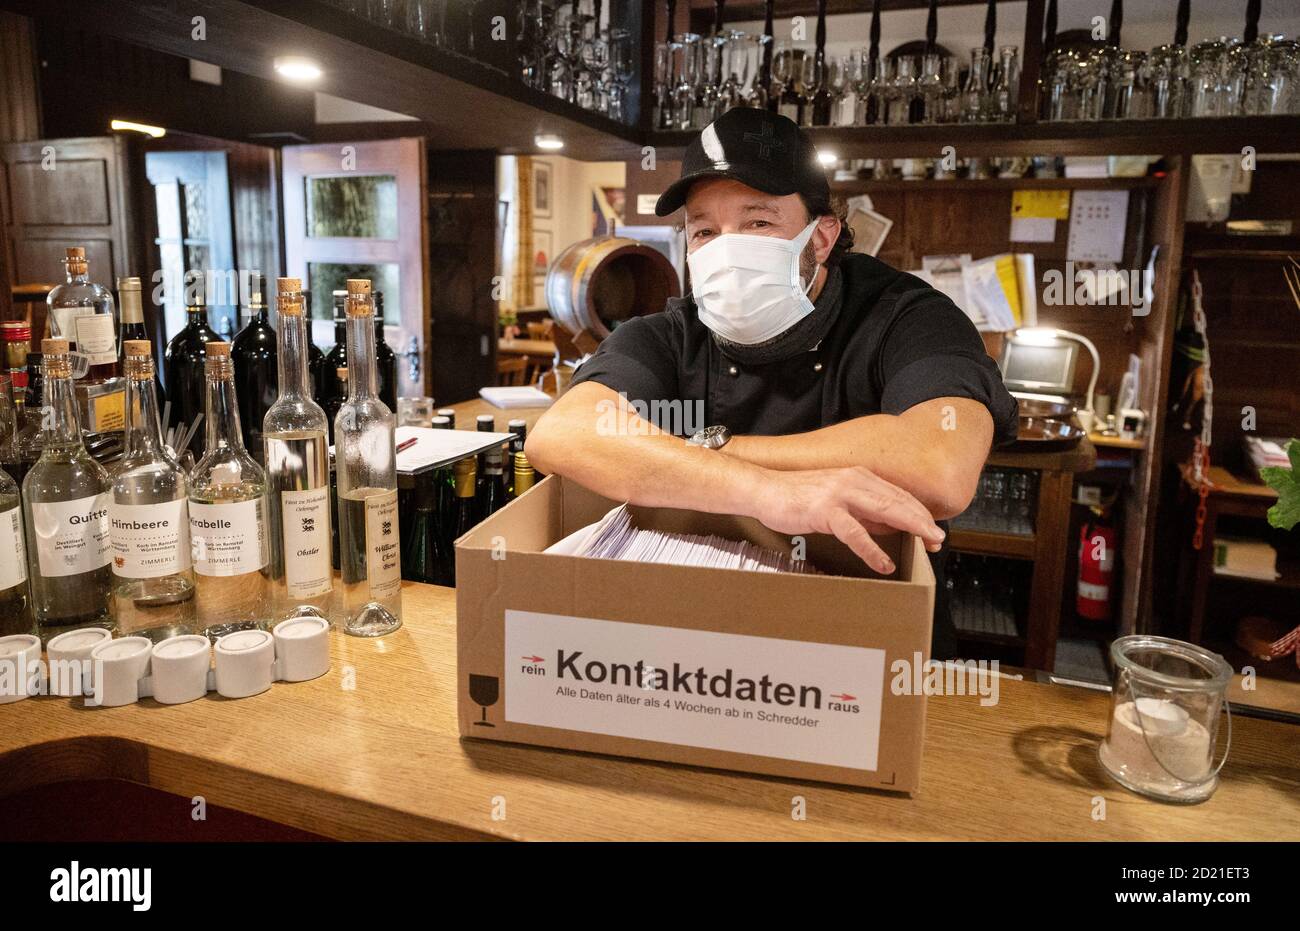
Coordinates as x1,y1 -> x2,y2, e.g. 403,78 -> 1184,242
830,176 -> 1163,192
949,528 -> 1036,560
1088,432 -> 1144,451
650,116 -> 1300,160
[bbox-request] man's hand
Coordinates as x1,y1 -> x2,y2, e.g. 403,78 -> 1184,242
754,466 -> 945,575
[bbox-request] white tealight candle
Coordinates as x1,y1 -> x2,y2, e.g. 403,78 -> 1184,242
219,630 -> 272,653
1134,697 -> 1190,736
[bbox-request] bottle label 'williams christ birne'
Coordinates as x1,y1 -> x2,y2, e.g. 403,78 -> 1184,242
190,499 -> 267,577
33,493 -> 111,577
109,499 -> 191,578
365,489 -> 401,600
282,487 -> 332,598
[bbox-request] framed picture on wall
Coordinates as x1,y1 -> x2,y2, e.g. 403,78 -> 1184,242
534,161 -> 553,219
533,228 -> 553,292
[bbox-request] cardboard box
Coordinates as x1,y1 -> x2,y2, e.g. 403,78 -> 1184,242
455,475 -> 934,793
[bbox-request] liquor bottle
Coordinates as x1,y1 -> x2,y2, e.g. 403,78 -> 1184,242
22,339 -> 114,642
231,275 -> 278,463
116,277 -> 164,407
164,277 -> 224,459
335,279 -> 401,636
0,463 -> 31,637
317,291 -> 348,418
264,278 -> 336,626
0,320 -> 31,395
189,342 -> 270,637
326,366 -> 348,571
109,340 -> 194,640
12,352 -> 44,488
373,291 -> 399,412
46,247 -> 119,384
511,451 -> 536,500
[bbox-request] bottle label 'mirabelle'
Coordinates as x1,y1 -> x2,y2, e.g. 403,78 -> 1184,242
0,506 -> 28,590
74,313 -> 117,365
365,489 -> 401,600
32,493 -> 111,577
281,487 -> 332,598
110,499 -> 191,578
190,499 -> 267,577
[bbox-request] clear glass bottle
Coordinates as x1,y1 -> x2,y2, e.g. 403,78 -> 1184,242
46,247 -> 119,384
22,339 -> 114,643
189,342 -> 270,638
335,279 -> 401,636
0,461 -> 31,637
263,278 -> 336,626
109,340 -> 194,641
991,45 -> 1020,122
962,46 -> 991,123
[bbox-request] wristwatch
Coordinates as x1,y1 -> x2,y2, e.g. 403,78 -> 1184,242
687,425 -> 732,450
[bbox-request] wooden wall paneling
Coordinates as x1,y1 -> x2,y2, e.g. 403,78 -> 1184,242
0,12 -> 41,144
1120,156 -> 1189,636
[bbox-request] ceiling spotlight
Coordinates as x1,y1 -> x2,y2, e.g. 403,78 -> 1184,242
274,56 -> 323,83
535,133 -> 565,151
110,119 -> 166,138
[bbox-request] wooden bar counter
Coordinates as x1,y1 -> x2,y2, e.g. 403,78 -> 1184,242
1,581 -> 1297,841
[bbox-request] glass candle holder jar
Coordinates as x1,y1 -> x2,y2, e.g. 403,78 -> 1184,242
1098,635 -> 1233,804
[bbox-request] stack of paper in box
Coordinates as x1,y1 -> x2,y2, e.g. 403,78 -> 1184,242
1213,535 -> 1279,581
1244,436 -> 1292,481
545,504 -> 820,574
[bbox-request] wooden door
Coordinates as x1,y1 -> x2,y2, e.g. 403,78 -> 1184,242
281,138 -> 428,397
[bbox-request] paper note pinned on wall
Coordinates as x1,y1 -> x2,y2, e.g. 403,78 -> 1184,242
1012,189 -> 1071,219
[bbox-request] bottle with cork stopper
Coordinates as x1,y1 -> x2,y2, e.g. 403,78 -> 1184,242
22,338 -> 115,642
262,277 -> 337,626
108,340 -> 194,639
46,246 -> 119,384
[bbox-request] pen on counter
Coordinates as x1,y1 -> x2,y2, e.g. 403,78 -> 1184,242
396,437 -> 418,454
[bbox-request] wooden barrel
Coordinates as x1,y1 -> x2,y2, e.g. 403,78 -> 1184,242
544,236 -> 681,340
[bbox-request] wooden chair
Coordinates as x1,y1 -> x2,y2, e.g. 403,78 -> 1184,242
496,355 -> 528,386
526,318 -> 554,340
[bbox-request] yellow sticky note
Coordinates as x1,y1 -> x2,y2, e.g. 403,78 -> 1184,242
1012,189 -> 1071,220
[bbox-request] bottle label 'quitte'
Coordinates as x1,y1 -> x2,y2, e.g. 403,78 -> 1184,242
32,493 -> 112,578
282,487 -> 332,598
110,498 -> 191,578
0,506 -> 27,590
190,498 -> 267,577
364,489 -> 401,600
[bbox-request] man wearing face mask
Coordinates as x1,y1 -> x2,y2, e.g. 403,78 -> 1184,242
527,109 -> 1018,657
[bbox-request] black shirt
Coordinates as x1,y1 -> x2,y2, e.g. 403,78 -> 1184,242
571,252 -> 1019,658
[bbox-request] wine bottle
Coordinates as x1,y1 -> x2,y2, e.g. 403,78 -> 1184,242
505,418 -> 526,497
318,291 -> 348,418
163,276 -> 223,459
263,278 -> 336,626
110,340 -> 194,640
323,366 -> 348,445
189,342 -> 270,638
231,275 -> 278,464
335,279 -> 401,636
511,450 -> 536,500
373,290 -> 399,412
22,339 -> 114,642
46,247 -> 119,384
451,456 -> 478,543
12,352 -> 44,488
116,277 -> 165,408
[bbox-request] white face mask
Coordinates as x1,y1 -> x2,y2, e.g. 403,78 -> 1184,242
687,220 -> 820,345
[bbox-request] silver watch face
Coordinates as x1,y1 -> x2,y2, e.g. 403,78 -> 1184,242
689,425 -> 731,449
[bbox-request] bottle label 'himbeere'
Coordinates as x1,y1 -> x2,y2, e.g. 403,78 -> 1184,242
110,499 -> 191,578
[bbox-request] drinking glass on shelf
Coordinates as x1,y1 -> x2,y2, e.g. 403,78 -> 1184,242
918,52 -> 945,124
1147,43 -> 1188,118
1259,39 -> 1299,114
606,28 -> 636,122
1110,49 -> 1149,119
961,47 -> 990,123
718,31 -> 755,115
886,55 -> 918,125
672,33 -> 702,130
794,46 -> 824,127
771,41 -> 798,122
825,55 -> 851,125
653,40 -> 674,128
1188,39 -> 1230,117
991,45 -> 1020,121
579,25 -> 610,113
746,32 -> 772,108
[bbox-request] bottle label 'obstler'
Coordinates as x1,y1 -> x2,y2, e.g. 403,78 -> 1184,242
110,499 -> 191,578
32,493 -> 111,577
0,506 -> 27,589
190,499 -> 267,576
74,313 -> 117,364
281,487 -> 332,598
364,489 -> 401,600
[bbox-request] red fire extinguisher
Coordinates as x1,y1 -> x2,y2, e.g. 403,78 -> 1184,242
1077,515 -> 1116,620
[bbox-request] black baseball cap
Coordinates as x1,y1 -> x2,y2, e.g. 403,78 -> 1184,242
654,109 -> 829,217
